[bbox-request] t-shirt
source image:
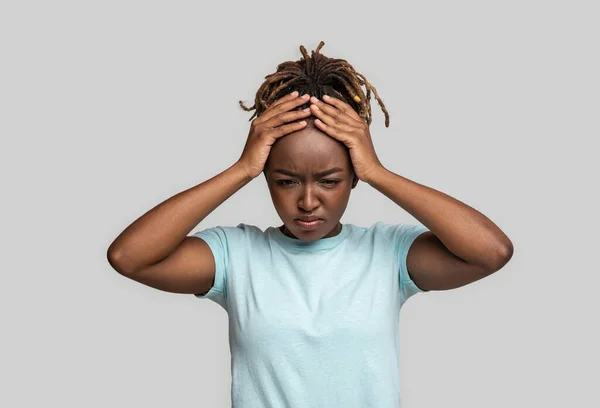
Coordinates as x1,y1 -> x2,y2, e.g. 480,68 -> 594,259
191,221 -> 430,408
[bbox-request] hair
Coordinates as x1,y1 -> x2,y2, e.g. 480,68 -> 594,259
239,41 -> 390,127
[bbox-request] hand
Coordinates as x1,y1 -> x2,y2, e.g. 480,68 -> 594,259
237,92 -> 312,179
309,95 -> 384,183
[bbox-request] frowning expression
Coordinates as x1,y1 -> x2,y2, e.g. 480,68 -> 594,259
264,119 -> 358,241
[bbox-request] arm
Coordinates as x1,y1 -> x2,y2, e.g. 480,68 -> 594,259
304,94 -> 512,291
368,166 -> 514,291
107,92 -> 311,289
107,161 -> 251,276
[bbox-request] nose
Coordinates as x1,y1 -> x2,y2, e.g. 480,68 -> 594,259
298,185 -> 320,213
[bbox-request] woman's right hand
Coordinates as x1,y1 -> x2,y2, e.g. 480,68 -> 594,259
237,92 -> 312,179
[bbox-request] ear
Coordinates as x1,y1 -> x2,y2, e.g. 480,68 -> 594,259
351,174 -> 359,189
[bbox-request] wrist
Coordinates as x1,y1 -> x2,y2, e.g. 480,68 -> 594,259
233,160 -> 255,182
365,165 -> 387,186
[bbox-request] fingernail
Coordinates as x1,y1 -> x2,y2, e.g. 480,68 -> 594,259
302,94 -> 310,99
291,91 -> 299,97
323,95 -> 330,99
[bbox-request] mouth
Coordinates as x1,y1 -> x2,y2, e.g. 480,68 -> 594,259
293,219 -> 324,231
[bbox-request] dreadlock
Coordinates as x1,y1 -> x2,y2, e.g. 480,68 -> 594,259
239,41 -> 390,127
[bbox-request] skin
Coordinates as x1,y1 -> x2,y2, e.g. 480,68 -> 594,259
107,92 -> 513,294
305,94 -> 514,290
263,118 -> 358,241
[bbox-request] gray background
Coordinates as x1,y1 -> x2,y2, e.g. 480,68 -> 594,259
2,0 -> 598,406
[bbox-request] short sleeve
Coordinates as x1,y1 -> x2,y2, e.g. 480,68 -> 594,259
393,223 -> 430,302
190,226 -> 230,310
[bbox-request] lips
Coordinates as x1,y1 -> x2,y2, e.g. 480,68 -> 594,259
294,219 -> 324,231
296,217 -> 323,222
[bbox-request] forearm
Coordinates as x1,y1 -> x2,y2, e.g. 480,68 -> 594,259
368,166 -> 513,269
107,161 -> 252,274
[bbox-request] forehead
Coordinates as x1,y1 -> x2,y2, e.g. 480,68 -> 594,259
268,123 -> 350,172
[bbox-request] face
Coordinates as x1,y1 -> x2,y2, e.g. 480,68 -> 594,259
264,119 -> 358,241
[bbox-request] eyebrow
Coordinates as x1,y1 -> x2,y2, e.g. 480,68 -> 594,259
273,167 -> 344,177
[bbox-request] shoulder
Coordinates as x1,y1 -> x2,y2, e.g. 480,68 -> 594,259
373,221 -> 428,243
344,222 -> 429,263
191,223 -> 267,245
347,221 -> 428,241
192,222 -> 264,234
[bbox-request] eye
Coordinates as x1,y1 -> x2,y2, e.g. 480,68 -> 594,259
321,179 -> 341,186
276,180 -> 296,186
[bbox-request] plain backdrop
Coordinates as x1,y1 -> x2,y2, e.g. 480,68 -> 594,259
2,0 -> 598,407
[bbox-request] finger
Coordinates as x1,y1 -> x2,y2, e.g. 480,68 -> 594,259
322,95 -> 363,122
310,96 -> 361,129
268,93 -> 310,115
310,101 -> 355,130
269,119 -> 308,140
263,108 -> 311,129
253,93 -> 299,126
255,93 -> 310,125
313,118 -> 347,143
309,102 -> 338,127
268,91 -> 301,110
273,90 -> 300,106
310,97 -> 352,127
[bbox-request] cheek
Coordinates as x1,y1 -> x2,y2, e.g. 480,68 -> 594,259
269,190 -> 289,207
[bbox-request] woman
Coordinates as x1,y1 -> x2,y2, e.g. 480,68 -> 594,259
107,41 -> 513,407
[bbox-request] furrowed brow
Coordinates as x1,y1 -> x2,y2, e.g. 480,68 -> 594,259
273,167 -> 344,177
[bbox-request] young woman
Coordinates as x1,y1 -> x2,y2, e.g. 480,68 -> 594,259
107,41 -> 513,407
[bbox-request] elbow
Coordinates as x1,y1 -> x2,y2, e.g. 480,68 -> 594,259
489,242 -> 514,272
499,239 -> 514,263
107,248 -> 134,276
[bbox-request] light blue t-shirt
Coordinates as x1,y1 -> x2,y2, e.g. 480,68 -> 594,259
192,221 -> 429,408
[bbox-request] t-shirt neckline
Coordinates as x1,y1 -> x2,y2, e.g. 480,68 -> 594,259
270,222 -> 351,252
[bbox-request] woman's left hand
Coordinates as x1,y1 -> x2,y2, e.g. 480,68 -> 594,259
310,95 -> 384,183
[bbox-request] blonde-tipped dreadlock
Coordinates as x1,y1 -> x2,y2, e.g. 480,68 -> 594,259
239,41 -> 390,127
